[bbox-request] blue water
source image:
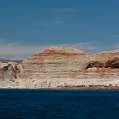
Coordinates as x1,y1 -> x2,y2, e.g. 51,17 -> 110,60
0,90 -> 119,119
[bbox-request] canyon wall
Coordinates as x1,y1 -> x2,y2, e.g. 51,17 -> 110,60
1,47 -> 119,88
22,47 -> 119,79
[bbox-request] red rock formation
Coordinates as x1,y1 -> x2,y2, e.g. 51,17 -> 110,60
21,47 -> 119,79
2,47 -> 119,88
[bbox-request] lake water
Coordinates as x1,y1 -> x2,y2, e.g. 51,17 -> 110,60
0,89 -> 119,119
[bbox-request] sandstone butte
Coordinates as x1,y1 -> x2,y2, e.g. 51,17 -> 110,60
1,47 -> 119,89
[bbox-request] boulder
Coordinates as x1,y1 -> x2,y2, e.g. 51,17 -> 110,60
2,64 -> 17,81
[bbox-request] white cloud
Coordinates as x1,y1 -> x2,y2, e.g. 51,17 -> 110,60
0,40 -> 98,60
0,42 -> 48,59
54,42 -> 97,52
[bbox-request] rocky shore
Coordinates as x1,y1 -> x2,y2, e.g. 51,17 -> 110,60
1,47 -> 119,89
0,77 -> 119,89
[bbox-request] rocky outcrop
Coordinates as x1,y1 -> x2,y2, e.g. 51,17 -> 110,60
85,61 -> 104,69
0,62 -> 23,82
105,57 -> 119,68
22,47 -> 89,79
2,64 -> 17,81
1,47 -> 119,88
19,47 -> 119,80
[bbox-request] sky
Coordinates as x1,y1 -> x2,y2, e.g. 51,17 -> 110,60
0,0 -> 119,59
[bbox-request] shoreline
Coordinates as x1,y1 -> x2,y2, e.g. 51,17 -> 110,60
1,86 -> 119,90
1,77 -> 119,90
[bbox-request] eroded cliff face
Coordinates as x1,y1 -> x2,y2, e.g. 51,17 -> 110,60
21,47 -> 119,79
0,62 -> 24,81
22,47 -> 89,79
1,47 -> 119,88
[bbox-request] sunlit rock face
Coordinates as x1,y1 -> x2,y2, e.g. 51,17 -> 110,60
21,47 -> 119,79
1,47 -> 119,81
1,47 -> 119,88
22,47 -> 89,79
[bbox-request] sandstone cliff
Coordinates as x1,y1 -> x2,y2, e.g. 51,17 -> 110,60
1,47 -> 119,88
22,47 -> 119,79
